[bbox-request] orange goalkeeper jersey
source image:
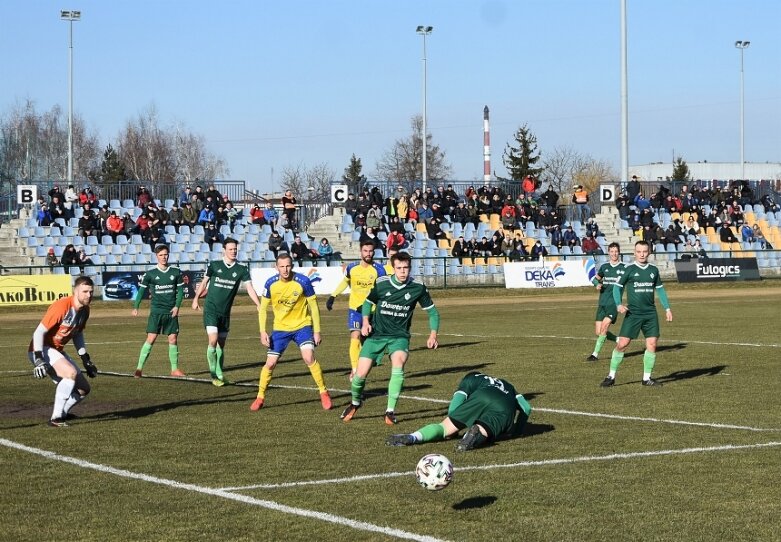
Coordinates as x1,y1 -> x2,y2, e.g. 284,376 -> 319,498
28,295 -> 90,353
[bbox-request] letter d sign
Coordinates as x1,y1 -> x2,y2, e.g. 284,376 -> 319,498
17,185 -> 37,205
599,184 -> 615,203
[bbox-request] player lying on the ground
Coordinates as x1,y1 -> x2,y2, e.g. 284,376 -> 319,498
386,371 -> 531,451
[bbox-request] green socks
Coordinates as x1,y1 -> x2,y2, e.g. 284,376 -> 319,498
609,349 -> 625,373
387,367 -> 405,412
215,346 -> 224,377
351,376 -> 366,405
643,350 -> 656,374
413,423 -> 446,443
168,345 -> 179,371
136,342 -> 153,370
207,346 -> 217,379
593,335 -> 607,356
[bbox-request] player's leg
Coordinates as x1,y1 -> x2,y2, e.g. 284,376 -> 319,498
62,372 -> 91,419
47,350 -> 79,426
602,311 -> 640,386
386,417 -> 460,447
135,313 -> 161,377
341,339 -> 381,420
298,328 -> 331,409
167,332 -> 184,376
214,332 -> 228,384
385,344 -> 410,424
347,311 -> 363,380
251,353 -> 279,411
641,317 -> 662,386
589,306 -> 617,361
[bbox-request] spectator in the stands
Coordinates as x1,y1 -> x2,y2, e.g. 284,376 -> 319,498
740,223 -> 754,243
268,230 -> 286,258
719,222 -> 740,245
626,175 -> 641,202
198,205 -> 215,226
61,244 -> 79,273
585,218 -> 602,238
78,208 -> 99,241
315,237 -> 335,266
426,218 -> 450,247
46,247 -> 59,270
489,194 -> 503,216
182,202 -> 198,229
205,184 -> 222,203
581,232 -> 603,255
386,229 -> 406,253
685,216 -> 700,236
136,185 -> 152,208
168,203 -> 184,232
192,185 -> 206,202
344,193 -> 358,220
366,203 -> 383,231
133,213 -> 151,237
249,204 -> 265,226
662,225 -> 683,251
549,224 -> 563,249
417,202 -> 433,225
475,236 -> 492,258
37,203 -> 52,226
539,186 -> 559,212
522,175 -> 536,198
360,227 -> 383,256
290,235 -> 314,266
105,211 -> 123,242
63,184 -> 79,219
753,225 -> 770,249
204,222 -> 223,250
562,225 -> 580,248
451,236 -> 467,265
531,240 -> 548,258
282,190 -> 297,230
263,202 -> 278,230
508,232 -> 529,261
76,248 -> 94,272
396,195 -> 409,222
179,186 -> 192,207
49,196 -> 67,223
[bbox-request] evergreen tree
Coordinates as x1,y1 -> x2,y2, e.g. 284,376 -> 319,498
671,156 -> 691,182
98,144 -> 127,200
342,153 -> 367,195
497,124 -> 544,183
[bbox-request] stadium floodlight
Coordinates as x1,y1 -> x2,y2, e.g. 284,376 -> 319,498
60,9 -> 82,185
416,25 -> 433,192
735,40 -> 750,179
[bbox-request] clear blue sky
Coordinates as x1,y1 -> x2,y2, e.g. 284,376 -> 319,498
3,0 -> 779,193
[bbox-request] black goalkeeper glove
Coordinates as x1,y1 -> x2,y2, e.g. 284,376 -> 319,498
81,353 -> 98,378
32,352 -> 52,379
325,296 -> 335,311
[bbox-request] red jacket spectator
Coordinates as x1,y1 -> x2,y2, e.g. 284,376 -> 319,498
522,175 -> 535,195
105,213 -> 123,234
501,203 -> 516,218
250,205 -> 266,225
386,231 -> 406,251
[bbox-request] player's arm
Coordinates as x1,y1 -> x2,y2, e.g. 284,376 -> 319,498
306,295 -> 321,333
73,331 -> 98,378
191,274 -> 210,310
172,279 -> 184,316
258,296 -> 271,346
423,305 -> 440,349
31,322 -> 54,378
592,271 -> 603,289
326,276 -> 349,311
360,298 -> 375,336
244,280 -> 261,309
131,280 -> 148,316
656,285 -> 673,322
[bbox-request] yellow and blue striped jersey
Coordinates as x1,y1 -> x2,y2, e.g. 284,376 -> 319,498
261,272 -> 318,332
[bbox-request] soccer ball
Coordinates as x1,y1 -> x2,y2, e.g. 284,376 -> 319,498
415,453 -> 454,491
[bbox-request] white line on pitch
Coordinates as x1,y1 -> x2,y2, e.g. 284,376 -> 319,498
0,438 -> 447,542
95,371 -> 780,433
219,441 -> 781,491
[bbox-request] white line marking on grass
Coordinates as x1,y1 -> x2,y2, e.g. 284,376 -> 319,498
220,441 -> 781,491
422,332 -> 781,348
97,371 -> 781,432
0,438 -> 448,542
535,407 -> 778,432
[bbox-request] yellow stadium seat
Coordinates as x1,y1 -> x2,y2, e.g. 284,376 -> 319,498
479,214 -> 489,223
416,222 -> 427,233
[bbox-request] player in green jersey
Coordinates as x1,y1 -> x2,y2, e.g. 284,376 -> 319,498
586,242 -> 625,361
192,238 -> 261,386
131,245 -> 186,377
386,371 -> 532,451
601,240 -> 673,387
340,251 -> 439,425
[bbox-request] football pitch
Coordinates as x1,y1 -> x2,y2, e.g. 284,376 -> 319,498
2,282 -> 780,542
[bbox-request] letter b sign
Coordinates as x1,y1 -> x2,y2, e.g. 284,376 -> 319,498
17,185 -> 38,205
600,184 -> 615,203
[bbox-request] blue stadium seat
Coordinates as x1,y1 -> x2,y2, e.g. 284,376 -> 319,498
86,235 -> 99,246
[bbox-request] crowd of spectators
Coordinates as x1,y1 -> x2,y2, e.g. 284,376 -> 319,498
615,177 -> 779,253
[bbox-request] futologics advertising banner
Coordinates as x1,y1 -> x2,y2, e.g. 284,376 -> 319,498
674,257 -> 760,282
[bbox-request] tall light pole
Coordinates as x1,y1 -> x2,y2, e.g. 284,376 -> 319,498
61,9 -> 81,185
735,40 -> 750,180
620,0 -> 629,185
416,25 -> 432,191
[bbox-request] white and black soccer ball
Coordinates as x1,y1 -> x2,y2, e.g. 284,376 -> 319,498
415,453 -> 454,491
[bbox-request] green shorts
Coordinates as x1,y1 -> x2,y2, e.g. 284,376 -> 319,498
595,304 -> 618,324
618,311 -> 660,339
146,310 -> 179,335
359,336 -> 409,365
203,311 -> 231,334
449,387 -> 518,441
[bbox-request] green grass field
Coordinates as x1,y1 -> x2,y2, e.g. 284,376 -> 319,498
2,282 -> 780,542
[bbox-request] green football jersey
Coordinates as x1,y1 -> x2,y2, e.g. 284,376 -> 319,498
616,262 -> 662,315
204,259 -> 251,316
458,372 -> 519,404
596,261 -> 625,307
138,266 -> 184,312
365,275 -> 434,338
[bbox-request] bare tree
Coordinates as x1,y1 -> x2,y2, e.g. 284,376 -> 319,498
374,115 -> 452,190
172,123 -> 229,183
0,99 -> 99,183
572,157 -> 619,193
541,146 -> 584,194
280,162 -> 307,198
306,162 -> 337,203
